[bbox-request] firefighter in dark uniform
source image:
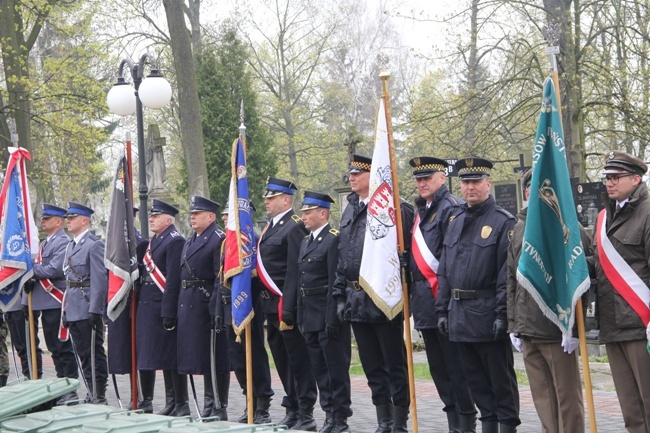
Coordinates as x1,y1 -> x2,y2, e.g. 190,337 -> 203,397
294,191 -> 352,433
63,201 -> 109,404
256,177 -> 317,430
177,196 -> 229,418
212,205 -> 274,424
435,158 -> 520,433
407,157 -> 476,433
332,154 -> 414,433
22,203 -> 78,403
136,200 -> 189,416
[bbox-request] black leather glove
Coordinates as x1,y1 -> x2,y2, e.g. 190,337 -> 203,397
493,317 -> 507,341
89,313 -> 104,331
398,252 -> 409,272
23,279 -> 35,294
282,311 -> 295,327
437,316 -> 449,336
336,300 -> 346,322
22,305 -> 29,317
163,317 -> 177,331
326,323 -> 339,339
210,315 -> 223,332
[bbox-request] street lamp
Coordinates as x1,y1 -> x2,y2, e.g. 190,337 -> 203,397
106,53 -> 172,237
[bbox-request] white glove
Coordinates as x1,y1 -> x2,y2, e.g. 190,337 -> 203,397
561,335 -> 579,354
509,333 -> 522,352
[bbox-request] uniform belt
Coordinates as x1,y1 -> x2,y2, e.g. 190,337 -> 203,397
181,279 -> 210,289
346,280 -> 362,291
452,289 -> 495,300
221,294 -> 231,304
67,280 -> 90,288
140,274 -> 154,284
301,287 -> 328,297
410,272 -> 427,283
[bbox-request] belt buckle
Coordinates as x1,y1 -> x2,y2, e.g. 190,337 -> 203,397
353,281 -> 361,291
452,289 -> 460,301
260,290 -> 270,300
182,280 -> 188,289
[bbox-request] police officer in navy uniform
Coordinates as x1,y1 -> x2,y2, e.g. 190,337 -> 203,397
294,191 -> 352,433
407,157 -> 475,432
332,154 -> 414,433
257,178 -> 317,430
435,158 -> 520,433
23,204 -> 79,402
63,201 -> 109,404
136,200 -> 188,416
212,204 -> 274,424
178,196 -> 229,418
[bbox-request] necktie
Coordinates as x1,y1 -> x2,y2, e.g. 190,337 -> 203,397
268,220 -> 274,230
307,234 -> 314,246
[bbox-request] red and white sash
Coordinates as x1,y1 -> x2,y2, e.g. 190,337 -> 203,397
255,223 -> 283,298
36,242 -> 69,341
411,213 -> 439,297
596,209 -> 650,326
143,245 -> 166,293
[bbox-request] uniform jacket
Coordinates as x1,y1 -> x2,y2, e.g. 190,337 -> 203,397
408,186 -> 463,329
594,182 -> 650,343
24,228 -> 70,310
435,195 -> 515,342
63,232 -> 107,322
333,192 -> 414,323
146,224 -> 185,319
294,223 -> 340,332
507,207 -> 591,341
257,210 -> 308,316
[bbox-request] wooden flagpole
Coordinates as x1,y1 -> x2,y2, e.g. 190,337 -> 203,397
27,293 -> 38,379
379,72 -> 419,433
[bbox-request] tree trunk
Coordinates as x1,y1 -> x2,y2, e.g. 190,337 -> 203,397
163,0 -> 210,198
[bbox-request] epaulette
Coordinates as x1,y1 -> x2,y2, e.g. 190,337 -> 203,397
170,230 -> 180,238
329,228 -> 339,236
304,234 -> 310,239
496,207 -> 516,220
291,214 -> 301,223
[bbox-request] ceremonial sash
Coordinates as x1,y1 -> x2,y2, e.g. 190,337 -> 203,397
143,245 -> 166,293
256,223 -> 290,325
596,209 -> 650,326
411,213 -> 439,297
36,242 -> 69,341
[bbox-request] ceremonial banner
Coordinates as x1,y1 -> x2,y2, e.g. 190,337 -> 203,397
517,77 -> 590,336
359,98 -> 402,320
105,155 -> 139,320
223,138 -> 256,336
0,147 -> 38,311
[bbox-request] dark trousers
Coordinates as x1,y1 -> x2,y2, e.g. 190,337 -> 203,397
32,309 -> 78,379
421,328 -> 474,415
6,310 -> 42,378
266,313 -> 317,411
351,320 -> 409,408
304,324 -> 352,417
457,340 -> 520,425
69,319 -> 108,395
228,309 -> 273,398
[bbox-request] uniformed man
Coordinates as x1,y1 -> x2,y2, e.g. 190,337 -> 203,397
593,151 -> 650,433
407,157 -> 475,433
178,196 -> 229,419
435,158 -> 519,433
136,200 -> 188,416
332,154 -> 414,433
507,169 -> 587,433
293,191 -> 352,433
212,205 -> 274,424
63,201 -> 108,404
0,313 -> 8,387
23,203 -> 79,403
256,178 -> 317,430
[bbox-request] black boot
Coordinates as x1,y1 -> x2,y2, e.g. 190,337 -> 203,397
138,370 -> 155,413
319,412 -> 334,433
481,421 -> 498,433
392,406 -> 409,433
157,370 -> 175,415
170,373 -> 190,417
211,372 -> 230,420
458,413 -> 476,433
374,404 -> 393,433
201,375 -> 215,418
499,424 -> 517,433
94,381 -> 108,405
254,396 -> 272,424
446,410 -> 460,433
330,414 -> 351,433
279,407 -> 299,428
0,375 -> 7,387
293,407 -> 317,431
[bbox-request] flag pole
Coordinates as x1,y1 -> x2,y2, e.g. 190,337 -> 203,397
125,131 -> 139,411
27,294 -> 38,379
379,72 -> 419,433
545,31 -> 597,433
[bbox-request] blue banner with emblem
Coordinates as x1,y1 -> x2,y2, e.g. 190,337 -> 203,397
516,77 -> 590,337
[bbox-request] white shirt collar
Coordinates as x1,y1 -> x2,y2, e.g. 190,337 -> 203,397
617,198 -> 629,208
272,208 -> 292,226
73,229 -> 89,244
311,224 -> 327,240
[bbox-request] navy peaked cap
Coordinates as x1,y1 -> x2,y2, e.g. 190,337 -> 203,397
190,196 -> 221,214
150,199 -> 179,216
65,202 -> 94,217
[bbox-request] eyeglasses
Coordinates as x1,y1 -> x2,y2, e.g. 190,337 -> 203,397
601,174 -> 635,185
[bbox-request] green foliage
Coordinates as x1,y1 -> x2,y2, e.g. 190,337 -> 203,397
197,22 -> 276,204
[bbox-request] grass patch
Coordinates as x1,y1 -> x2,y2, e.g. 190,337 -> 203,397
349,363 -> 433,380
589,355 -> 609,363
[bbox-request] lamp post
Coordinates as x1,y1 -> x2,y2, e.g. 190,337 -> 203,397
106,53 -> 172,238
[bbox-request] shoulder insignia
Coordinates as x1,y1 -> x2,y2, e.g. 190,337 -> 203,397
496,207 -> 515,219
304,234 -> 310,239
449,215 -> 457,223
170,230 -> 180,237
508,229 -> 514,242
329,228 -> 339,236
291,214 -> 301,223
